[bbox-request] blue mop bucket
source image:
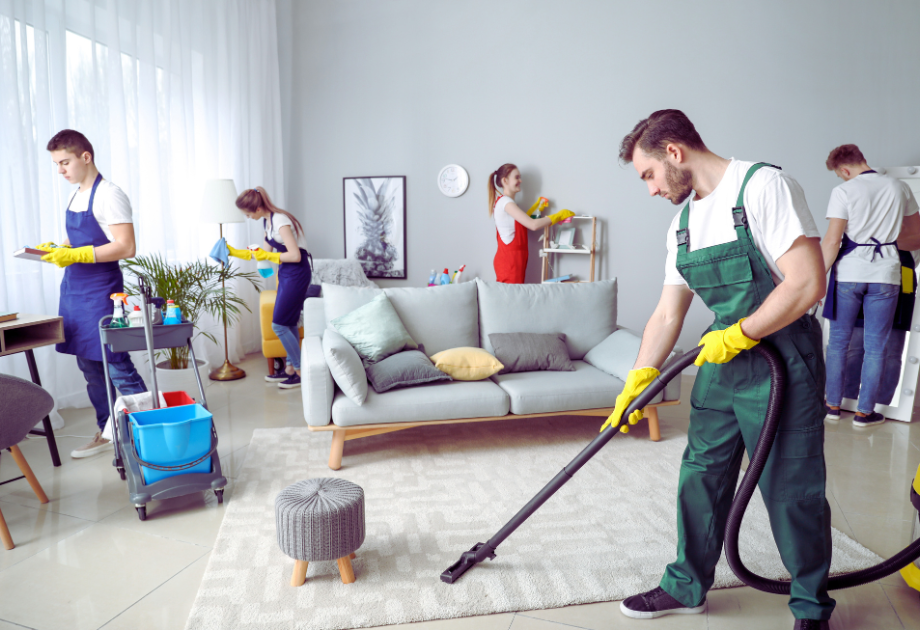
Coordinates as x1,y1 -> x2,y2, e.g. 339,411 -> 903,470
129,404 -> 214,484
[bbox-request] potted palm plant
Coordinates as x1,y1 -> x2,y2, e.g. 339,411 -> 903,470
121,254 -> 261,396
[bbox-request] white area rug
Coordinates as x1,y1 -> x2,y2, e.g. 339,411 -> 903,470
186,418 -> 881,630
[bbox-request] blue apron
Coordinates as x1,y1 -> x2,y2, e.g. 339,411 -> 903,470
56,174 -> 129,362
822,232 -> 897,320
264,215 -> 312,327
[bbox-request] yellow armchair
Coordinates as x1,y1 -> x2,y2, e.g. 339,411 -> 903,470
260,290 -> 304,373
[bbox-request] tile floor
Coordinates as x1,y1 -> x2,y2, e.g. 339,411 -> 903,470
1,353 -> 920,629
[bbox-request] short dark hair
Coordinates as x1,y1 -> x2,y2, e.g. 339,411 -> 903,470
619,109 -> 706,164
826,144 -> 866,171
46,129 -> 94,162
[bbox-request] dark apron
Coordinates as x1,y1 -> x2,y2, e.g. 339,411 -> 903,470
264,215 -> 312,327
659,163 -> 834,620
853,249 -> 916,331
822,233 -> 897,320
56,174 -> 129,363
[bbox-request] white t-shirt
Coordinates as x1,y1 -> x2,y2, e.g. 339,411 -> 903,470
264,212 -> 308,252
493,195 -> 517,245
825,172 -> 919,285
664,159 -> 820,287
65,179 -> 133,243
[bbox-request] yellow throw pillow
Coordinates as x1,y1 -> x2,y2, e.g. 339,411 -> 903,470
430,347 -> 504,381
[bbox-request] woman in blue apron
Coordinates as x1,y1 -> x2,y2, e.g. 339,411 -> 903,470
229,186 -> 311,389
42,129 -> 147,458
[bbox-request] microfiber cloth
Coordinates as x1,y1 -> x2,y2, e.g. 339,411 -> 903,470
209,237 -> 229,266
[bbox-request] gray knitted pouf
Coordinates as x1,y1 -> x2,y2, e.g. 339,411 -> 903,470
275,478 -> 365,586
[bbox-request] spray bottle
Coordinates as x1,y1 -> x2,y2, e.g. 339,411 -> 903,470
453,264 -> 467,284
428,269 -> 437,287
250,244 -> 275,278
439,268 -> 451,285
109,293 -> 130,328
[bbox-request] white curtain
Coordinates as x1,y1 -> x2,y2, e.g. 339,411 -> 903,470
0,0 -> 284,413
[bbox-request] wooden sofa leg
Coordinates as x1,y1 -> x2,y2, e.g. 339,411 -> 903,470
646,407 -> 661,442
329,430 -> 346,470
267,357 -> 275,373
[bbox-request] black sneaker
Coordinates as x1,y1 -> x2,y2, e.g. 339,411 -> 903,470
794,619 -> 829,629
853,411 -> 885,428
265,369 -> 289,383
619,586 -> 706,619
278,373 -> 301,389
824,404 -> 841,422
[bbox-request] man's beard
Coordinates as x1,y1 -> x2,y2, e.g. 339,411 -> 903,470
664,161 -> 693,205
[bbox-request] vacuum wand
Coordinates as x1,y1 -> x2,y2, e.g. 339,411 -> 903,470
440,347 -> 702,584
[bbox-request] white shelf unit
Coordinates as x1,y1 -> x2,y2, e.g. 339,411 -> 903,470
540,216 -> 597,283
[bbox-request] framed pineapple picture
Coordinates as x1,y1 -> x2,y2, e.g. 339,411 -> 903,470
343,176 -> 407,279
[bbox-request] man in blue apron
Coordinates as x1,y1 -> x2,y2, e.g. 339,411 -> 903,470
42,130 -> 147,458
820,144 -> 919,428
604,110 -> 833,630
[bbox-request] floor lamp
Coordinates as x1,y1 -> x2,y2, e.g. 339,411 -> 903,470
200,179 -> 246,381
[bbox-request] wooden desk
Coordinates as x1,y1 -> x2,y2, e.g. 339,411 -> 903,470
0,315 -> 65,466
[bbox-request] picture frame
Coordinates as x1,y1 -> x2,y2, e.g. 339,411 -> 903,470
343,176 -> 407,279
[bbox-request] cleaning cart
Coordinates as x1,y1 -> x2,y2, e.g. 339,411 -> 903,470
99,276 -> 227,521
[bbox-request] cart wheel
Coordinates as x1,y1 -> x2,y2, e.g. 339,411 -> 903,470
117,467 -> 126,481
215,489 -> 224,504
136,506 -> 147,521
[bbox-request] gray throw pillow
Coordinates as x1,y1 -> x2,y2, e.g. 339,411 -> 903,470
488,332 -> 576,374
364,349 -> 452,393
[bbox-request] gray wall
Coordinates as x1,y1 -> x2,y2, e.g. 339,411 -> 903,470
277,0 -> 920,354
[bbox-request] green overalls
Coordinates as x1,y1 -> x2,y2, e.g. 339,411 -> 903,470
658,163 -> 835,621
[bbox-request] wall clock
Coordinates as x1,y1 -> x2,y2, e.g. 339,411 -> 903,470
437,164 -> 469,197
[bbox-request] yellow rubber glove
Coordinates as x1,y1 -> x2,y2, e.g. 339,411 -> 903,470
226,244 -> 253,261
40,245 -> 95,268
548,209 -> 576,225
252,248 -> 282,264
600,367 -> 660,434
694,318 -> 759,367
35,242 -> 70,252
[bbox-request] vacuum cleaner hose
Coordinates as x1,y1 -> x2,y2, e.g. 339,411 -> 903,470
725,342 -> 920,592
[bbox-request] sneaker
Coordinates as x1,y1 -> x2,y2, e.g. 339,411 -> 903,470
278,373 -> 301,389
265,369 -> 290,382
71,432 -> 112,459
853,411 -> 885,428
794,619 -> 829,630
824,404 -> 841,423
619,587 -> 706,619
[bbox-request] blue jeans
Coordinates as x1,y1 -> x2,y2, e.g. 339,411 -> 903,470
843,327 -> 907,406
825,282 -> 899,413
271,322 -> 301,370
77,355 -> 148,432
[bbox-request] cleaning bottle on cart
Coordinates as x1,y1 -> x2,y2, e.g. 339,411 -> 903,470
428,269 -> 437,286
439,269 -> 451,285
163,300 -> 182,325
109,293 -> 130,328
128,305 -> 144,327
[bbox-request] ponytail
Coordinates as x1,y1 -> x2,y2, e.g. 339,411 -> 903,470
235,186 -> 305,239
488,163 -> 518,217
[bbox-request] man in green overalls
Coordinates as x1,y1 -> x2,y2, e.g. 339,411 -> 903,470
605,110 -> 833,630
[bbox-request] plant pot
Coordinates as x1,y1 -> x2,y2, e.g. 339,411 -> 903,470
154,358 -> 210,400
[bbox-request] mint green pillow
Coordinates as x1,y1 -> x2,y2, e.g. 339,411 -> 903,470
330,294 -> 417,362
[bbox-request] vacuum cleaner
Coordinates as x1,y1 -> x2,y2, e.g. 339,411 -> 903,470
441,342 -> 920,598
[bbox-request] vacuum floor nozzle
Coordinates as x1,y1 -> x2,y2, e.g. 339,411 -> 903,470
440,542 -> 495,584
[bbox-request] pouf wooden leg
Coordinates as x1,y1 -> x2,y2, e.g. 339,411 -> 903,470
337,556 -> 355,584
291,560 -> 309,587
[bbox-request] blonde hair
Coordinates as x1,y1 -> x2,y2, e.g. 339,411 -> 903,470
487,163 -> 518,217
235,186 -> 304,238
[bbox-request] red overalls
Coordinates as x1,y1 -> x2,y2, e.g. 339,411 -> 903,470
493,195 -> 529,284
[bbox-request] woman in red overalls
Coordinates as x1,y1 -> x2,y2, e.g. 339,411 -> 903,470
488,163 -> 574,283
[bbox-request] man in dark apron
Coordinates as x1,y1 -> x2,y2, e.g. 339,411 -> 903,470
604,110 -> 833,630
43,130 -> 147,458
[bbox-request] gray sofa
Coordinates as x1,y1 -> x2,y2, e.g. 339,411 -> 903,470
300,278 -> 684,469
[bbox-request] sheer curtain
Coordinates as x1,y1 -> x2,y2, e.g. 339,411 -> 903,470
0,0 -> 284,415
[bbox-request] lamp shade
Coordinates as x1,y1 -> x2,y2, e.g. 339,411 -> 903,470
199,179 -> 244,224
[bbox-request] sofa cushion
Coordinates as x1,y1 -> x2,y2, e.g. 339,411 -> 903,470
476,278 -> 617,360
322,283 -> 382,325
331,379 -> 510,427
430,346 -> 504,381
383,283 -> 479,356
491,360 -> 661,415
489,332 -> 575,374
330,294 -> 418,362
583,327 -> 682,402
365,349 -> 451,393
322,329 -> 368,405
